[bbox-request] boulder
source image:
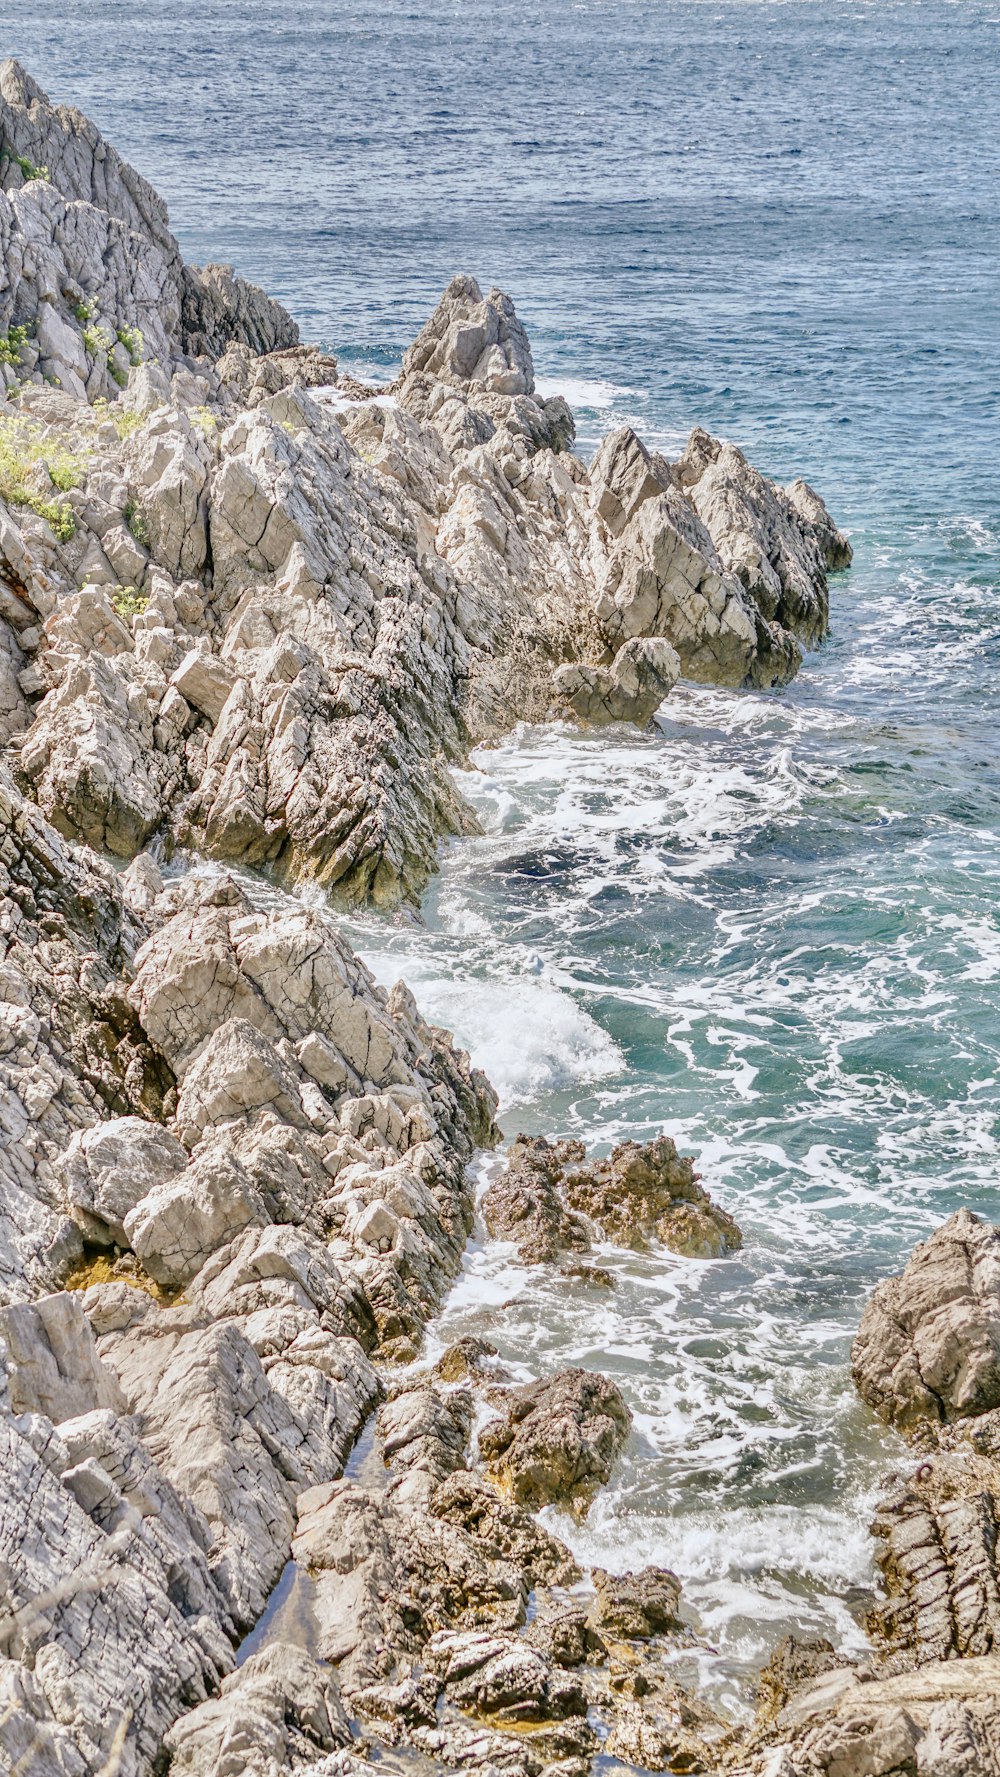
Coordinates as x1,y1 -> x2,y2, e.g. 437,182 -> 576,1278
852,1209 -> 1000,1432
57,1116 -> 188,1248
478,1367 -> 632,1513
554,635 -> 681,726
563,1133 -> 742,1258
123,1146 -> 268,1290
488,1133 -> 742,1265
585,1565 -> 683,1640
170,645 -> 236,724
482,1137 -> 591,1264
164,1643 -> 351,1776
0,1290 -> 125,1421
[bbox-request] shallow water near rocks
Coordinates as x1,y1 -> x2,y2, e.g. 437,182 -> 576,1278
10,0 -> 999,1722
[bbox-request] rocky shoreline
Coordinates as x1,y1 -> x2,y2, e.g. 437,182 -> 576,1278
4,56 -> 994,1777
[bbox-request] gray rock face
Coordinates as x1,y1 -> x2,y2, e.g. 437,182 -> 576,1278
0,763 -> 168,1310
57,1115 -> 188,1247
0,1338 -> 234,1777
0,766 -> 497,1774
677,426 -> 841,648
182,261 -> 299,359
1,246 -> 847,912
0,59 -> 295,397
853,1209 -> 1000,1431
402,274 -> 536,396
589,420 -> 852,693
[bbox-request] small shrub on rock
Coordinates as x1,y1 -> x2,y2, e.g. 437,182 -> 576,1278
0,414 -> 83,539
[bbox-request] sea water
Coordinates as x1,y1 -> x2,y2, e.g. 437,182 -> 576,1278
9,0 -> 999,1712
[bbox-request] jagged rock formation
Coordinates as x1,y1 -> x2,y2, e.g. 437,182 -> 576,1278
0,59 -> 854,1777
852,1208 -> 1000,1432
737,1213 -> 1000,1776
0,61 -> 295,399
484,1132 -> 742,1263
0,62 -> 850,912
478,1367 -> 632,1514
247,1372 -> 724,1777
0,795 -> 498,1771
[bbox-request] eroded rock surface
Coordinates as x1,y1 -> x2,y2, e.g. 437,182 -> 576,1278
743,1214 -> 1000,1776
484,1132 -> 742,1263
0,58 -> 849,913
853,1209 -> 1000,1432
478,1367 -> 632,1513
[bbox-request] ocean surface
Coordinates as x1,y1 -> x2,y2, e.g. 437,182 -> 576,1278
10,0 -> 1000,1713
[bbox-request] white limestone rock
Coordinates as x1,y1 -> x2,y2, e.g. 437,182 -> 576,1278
57,1115 -> 188,1247
164,1642 -> 351,1777
170,643 -> 237,724
0,1290 -> 125,1420
402,274 -> 535,397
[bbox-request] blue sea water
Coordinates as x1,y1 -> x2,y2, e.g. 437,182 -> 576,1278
8,0 -> 1000,1710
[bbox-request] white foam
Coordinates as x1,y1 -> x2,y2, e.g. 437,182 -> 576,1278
313,385 -> 397,413
534,374 -> 631,409
356,950 -> 623,1107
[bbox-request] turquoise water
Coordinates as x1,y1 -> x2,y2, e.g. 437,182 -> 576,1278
9,0 -> 1000,1710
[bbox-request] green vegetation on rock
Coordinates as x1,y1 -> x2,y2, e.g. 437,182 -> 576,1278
116,324 -> 144,366
123,497 -> 149,544
0,324 -> 29,367
0,413 -> 83,539
110,584 -> 148,620
1,146 -> 49,182
82,322 -> 115,359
